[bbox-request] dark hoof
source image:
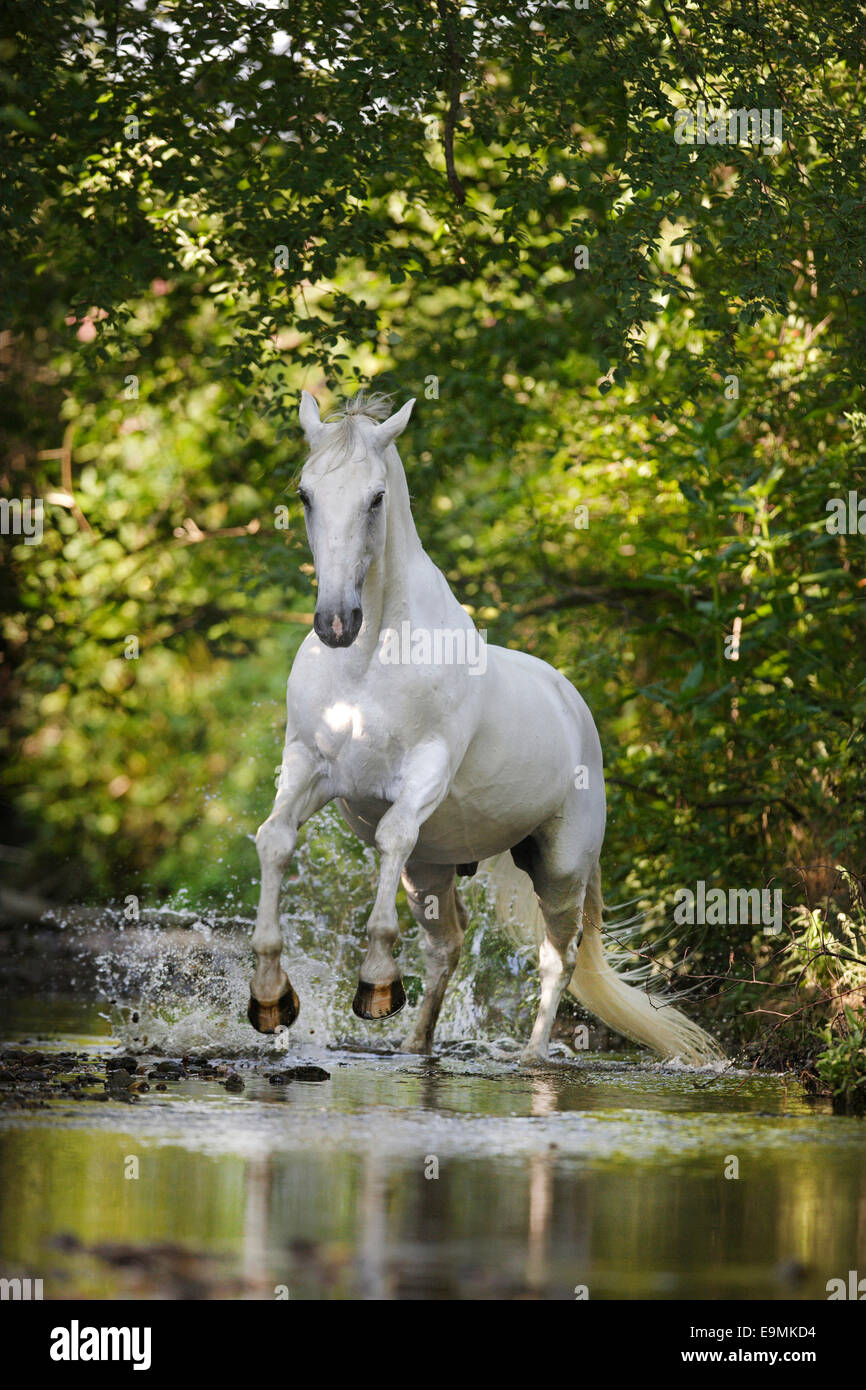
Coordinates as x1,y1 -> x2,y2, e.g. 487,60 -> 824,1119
352,977 -> 406,1021
247,985 -> 300,1034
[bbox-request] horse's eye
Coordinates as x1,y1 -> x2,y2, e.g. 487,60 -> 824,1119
298,490 -> 311,509
369,492 -> 385,512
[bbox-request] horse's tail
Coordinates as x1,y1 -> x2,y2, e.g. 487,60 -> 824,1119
480,855 -> 722,1065
568,864 -> 722,1064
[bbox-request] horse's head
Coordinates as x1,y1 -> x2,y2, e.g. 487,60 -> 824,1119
297,390 -> 415,648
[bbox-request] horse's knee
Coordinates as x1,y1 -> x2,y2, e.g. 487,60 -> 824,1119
256,815 -> 296,872
375,808 -> 417,863
419,922 -> 462,969
404,883 -> 450,926
404,874 -> 464,949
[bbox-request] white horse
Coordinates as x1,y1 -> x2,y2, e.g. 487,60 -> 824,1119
249,391 -> 721,1065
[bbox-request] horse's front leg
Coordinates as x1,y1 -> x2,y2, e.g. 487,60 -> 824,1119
401,861 -> 467,1053
352,743 -> 451,1022
249,744 -> 329,1034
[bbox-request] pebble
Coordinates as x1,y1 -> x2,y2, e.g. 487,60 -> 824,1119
150,1065 -> 182,1081
106,1055 -> 140,1072
0,1047 -> 333,1110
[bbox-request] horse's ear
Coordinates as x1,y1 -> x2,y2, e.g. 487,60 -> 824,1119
299,389 -> 323,446
373,398 -> 415,449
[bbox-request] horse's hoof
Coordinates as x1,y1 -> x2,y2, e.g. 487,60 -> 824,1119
518,1049 -> 547,1068
352,977 -> 406,1020
247,985 -> 300,1034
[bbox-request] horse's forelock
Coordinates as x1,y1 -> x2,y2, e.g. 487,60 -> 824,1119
332,390 -> 394,422
304,391 -> 394,474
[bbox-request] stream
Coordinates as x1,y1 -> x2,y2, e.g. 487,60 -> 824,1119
0,912 -> 864,1301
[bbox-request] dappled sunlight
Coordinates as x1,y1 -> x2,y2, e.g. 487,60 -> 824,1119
322,702 -> 366,739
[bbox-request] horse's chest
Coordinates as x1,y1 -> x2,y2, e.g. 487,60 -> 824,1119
304,695 -> 408,796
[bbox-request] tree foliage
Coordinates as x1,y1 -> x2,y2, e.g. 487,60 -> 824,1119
1,2 -> 865,1052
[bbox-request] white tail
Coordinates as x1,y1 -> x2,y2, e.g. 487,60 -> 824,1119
479,854 -> 723,1065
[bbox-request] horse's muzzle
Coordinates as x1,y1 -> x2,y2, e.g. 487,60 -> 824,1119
314,605 -> 363,648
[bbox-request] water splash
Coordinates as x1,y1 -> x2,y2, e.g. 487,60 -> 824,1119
70,807 -> 544,1058
24,809 -> 680,1064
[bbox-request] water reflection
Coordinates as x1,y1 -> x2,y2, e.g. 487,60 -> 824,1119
0,1004 -> 864,1299
357,1154 -> 387,1300
2,1099 -> 864,1300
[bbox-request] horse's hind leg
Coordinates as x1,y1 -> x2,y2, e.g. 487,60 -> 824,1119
517,827 -> 598,1065
521,884 -> 587,1064
400,860 -> 467,1054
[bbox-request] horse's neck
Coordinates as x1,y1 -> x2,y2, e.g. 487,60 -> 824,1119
361,445 -> 465,646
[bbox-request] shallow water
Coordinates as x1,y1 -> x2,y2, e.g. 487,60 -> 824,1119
2,983 -> 864,1301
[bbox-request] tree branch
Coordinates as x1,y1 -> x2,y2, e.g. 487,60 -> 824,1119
436,0 -> 467,205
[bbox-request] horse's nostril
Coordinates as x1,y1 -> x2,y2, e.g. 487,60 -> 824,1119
351,607 -> 362,630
